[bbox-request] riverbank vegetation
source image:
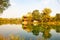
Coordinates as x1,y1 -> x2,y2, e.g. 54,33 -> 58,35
0,18 -> 22,25
0,8 -> 60,25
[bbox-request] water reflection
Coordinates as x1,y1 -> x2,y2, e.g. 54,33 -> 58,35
0,24 -> 60,40
22,24 -> 60,39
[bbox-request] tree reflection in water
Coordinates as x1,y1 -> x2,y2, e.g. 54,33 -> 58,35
22,24 -> 60,39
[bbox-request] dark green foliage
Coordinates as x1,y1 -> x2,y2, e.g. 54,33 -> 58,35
43,32 -> 51,39
56,25 -> 60,33
0,0 -> 10,13
32,10 -> 41,21
56,14 -> 60,21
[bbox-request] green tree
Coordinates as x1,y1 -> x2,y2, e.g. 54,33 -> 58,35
56,14 -> 60,22
42,8 -> 52,22
42,8 -> 52,15
0,0 -> 10,13
32,10 -> 41,21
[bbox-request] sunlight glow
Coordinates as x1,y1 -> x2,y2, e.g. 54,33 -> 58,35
0,0 -> 60,18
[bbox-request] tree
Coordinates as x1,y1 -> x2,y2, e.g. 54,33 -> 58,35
42,8 -> 52,22
42,8 -> 52,15
32,10 -> 41,21
56,13 -> 60,22
0,0 -> 10,13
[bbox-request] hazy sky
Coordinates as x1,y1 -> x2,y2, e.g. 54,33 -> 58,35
0,0 -> 60,18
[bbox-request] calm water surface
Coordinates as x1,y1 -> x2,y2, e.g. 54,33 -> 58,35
0,25 -> 60,40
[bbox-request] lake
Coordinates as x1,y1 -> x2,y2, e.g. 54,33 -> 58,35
0,24 -> 60,40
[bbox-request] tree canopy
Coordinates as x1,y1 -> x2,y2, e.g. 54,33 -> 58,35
42,8 -> 52,15
0,0 -> 10,13
42,8 -> 52,22
32,10 -> 41,21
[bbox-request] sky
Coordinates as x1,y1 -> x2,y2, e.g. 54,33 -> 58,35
0,0 -> 60,18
